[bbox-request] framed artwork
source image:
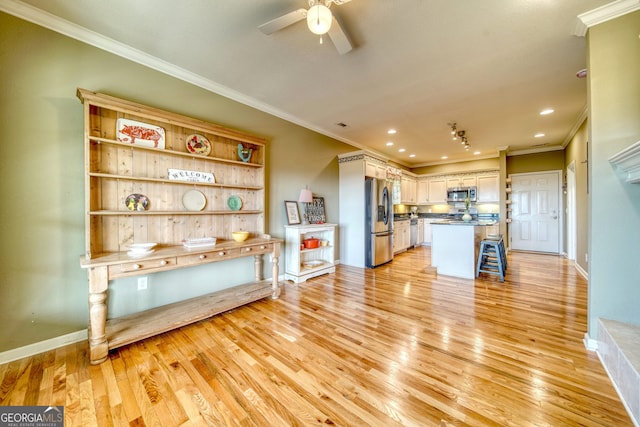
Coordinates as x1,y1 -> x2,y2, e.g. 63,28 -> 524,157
284,201 -> 301,225
307,197 -> 326,224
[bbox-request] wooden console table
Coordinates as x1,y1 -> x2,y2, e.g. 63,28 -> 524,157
81,238 -> 281,364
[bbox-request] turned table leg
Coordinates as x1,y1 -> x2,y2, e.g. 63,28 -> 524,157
271,242 -> 281,299
88,266 -> 109,364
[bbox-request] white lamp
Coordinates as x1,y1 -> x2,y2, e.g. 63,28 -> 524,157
298,188 -> 314,224
307,3 -> 332,35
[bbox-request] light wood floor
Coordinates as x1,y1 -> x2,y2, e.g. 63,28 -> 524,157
0,247 -> 631,426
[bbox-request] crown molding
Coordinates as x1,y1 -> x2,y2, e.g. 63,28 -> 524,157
574,0 -> 640,36
562,105 -> 588,148
609,140 -> 640,183
507,145 -> 565,157
0,0 -> 363,149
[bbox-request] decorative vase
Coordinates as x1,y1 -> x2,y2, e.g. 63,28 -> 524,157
462,211 -> 472,222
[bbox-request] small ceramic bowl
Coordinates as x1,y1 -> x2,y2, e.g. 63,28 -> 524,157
232,231 -> 249,242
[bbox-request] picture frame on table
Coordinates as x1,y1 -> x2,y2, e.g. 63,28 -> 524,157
284,200 -> 301,225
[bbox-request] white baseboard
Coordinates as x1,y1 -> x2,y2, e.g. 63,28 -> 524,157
575,262 -> 588,280
0,330 -> 87,365
583,332 -> 598,351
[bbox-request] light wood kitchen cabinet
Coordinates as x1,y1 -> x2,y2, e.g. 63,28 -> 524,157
365,160 -> 387,179
476,174 -> 500,203
284,224 -> 336,283
423,219 -> 435,245
417,179 -> 429,204
447,176 -> 477,188
401,175 -> 417,204
417,219 -> 424,245
428,178 -> 447,203
77,89 -> 281,364
394,220 -> 410,253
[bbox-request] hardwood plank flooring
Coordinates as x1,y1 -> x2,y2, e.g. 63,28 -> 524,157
0,247 -> 632,426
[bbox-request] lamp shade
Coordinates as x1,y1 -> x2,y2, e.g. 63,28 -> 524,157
307,4 -> 332,35
298,188 -> 313,203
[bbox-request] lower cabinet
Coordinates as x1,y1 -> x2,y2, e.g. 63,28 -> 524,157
394,220 -> 410,253
284,224 -> 337,283
423,219 -> 434,245
485,224 -> 500,238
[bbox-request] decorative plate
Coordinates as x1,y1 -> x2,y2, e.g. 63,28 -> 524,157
182,189 -> 207,211
185,134 -> 211,156
227,195 -> 242,211
116,118 -> 165,149
125,193 -> 149,211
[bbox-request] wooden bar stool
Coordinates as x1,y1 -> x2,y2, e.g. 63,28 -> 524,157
476,235 -> 506,282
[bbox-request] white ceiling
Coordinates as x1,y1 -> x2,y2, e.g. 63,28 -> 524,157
3,0 -> 627,166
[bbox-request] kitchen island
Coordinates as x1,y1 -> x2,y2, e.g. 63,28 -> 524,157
431,221 -> 487,279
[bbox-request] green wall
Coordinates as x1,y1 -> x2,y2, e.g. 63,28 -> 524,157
0,12 -> 354,352
587,11 -> 640,336
506,150 -> 565,175
564,120 -> 590,272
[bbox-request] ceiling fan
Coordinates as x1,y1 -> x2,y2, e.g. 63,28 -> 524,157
258,0 -> 353,55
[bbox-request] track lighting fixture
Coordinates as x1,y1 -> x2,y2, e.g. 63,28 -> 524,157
448,123 -> 471,150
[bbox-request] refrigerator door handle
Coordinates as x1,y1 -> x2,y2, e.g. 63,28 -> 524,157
382,186 -> 389,225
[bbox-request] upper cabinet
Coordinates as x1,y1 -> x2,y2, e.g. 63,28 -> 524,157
447,176 -> 477,188
365,159 -> 388,179
401,174 -> 417,204
476,174 -> 500,203
427,178 -> 447,204
417,179 -> 429,204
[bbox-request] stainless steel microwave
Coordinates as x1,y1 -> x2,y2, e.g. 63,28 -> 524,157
446,186 -> 477,203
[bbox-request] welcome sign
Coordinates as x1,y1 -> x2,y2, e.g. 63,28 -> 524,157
167,168 -> 215,183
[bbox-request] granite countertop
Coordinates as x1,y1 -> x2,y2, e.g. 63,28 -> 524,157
394,213 -> 499,224
431,219 -> 497,226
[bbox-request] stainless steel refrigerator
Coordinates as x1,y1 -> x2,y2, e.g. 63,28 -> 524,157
365,177 -> 394,268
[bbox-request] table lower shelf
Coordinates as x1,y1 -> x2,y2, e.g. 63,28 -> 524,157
284,264 -> 336,284
104,280 -> 277,350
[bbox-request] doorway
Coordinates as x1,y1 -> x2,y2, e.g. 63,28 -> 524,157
509,171 -> 562,253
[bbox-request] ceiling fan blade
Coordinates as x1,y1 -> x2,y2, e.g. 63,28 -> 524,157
258,9 -> 307,35
327,15 -> 352,54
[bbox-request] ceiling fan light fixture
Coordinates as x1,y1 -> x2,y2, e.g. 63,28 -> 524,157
307,4 -> 332,35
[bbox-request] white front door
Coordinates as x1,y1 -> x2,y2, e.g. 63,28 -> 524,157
509,171 -> 561,253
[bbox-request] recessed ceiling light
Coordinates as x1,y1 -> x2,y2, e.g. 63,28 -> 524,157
387,129 -> 397,134
473,151 -> 481,155
441,155 -> 448,160
398,148 -> 406,153
534,133 -> 545,138
409,154 -> 416,158
386,141 -> 394,146
540,109 -> 554,115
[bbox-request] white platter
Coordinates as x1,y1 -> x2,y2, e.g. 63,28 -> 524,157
183,189 -> 207,211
